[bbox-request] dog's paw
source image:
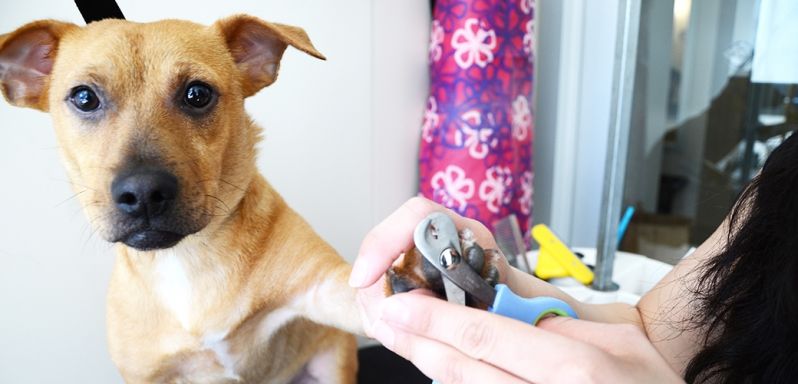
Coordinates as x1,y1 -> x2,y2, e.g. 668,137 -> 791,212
385,229 -> 503,301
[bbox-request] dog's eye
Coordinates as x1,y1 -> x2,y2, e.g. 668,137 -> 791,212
70,86 -> 100,112
184,82 -> 214,109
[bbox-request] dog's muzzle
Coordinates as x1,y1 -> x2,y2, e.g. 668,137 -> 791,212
110,166 -> 186,250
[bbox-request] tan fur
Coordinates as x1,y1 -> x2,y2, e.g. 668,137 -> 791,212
1,16 -> 361,383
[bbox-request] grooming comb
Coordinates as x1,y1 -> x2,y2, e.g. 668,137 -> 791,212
493,214 -> 532,274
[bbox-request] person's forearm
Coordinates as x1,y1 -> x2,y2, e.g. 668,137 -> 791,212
504,267 -> 644,329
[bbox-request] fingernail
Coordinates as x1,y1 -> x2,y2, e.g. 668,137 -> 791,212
381,296 -> 410,325
371,320 -> 395,349
348,258 -> 370,287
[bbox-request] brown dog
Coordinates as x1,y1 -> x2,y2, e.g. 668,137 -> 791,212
0,16 -> 362,383
0,14 -> 507,383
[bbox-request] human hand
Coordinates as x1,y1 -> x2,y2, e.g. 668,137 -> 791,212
351,199 -> 682,383
370,292 -> 684,383
350,197 -> 508,337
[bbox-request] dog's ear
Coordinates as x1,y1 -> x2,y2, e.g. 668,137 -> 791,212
0,20 -> 78,111
214,15 -> 326,97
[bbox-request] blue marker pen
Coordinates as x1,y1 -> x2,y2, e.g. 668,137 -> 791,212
617,206 -> 635,247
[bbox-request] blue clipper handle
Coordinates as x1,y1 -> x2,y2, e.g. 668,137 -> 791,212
489,284 -> 578,324
430,285 -> 578,384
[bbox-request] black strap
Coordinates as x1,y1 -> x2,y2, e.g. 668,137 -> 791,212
74,0 -> 125,23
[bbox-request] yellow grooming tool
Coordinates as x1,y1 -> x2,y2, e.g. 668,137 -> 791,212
531,224 -> 594,285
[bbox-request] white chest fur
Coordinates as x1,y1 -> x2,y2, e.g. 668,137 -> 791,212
154,249 -> 194,329
151,248 -> 328,379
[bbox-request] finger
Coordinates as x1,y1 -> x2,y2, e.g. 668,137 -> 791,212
372,320 -> 527,384
380,293 -> 598,382
351,197 -> 438,287
355,275 -> 391,336
357,283 -> 438,338
411,288 -> 437,297
536,316 -> 649,357
351,197 -> 496,288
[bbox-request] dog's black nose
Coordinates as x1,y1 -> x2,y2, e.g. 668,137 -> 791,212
111,168 -> 178,218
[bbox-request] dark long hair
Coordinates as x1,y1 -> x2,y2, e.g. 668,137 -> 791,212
685,133 -> 798,383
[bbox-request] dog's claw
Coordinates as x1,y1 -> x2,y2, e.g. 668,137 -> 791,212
385,232 -> 501,299
385,249 -> 444,296
386,269 -> 414,294
483,249 -> 503,287
464,245 -> 485,273
484,269 -> 499,287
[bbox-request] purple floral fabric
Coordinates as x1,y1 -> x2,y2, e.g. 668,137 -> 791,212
419,0 -> 535,234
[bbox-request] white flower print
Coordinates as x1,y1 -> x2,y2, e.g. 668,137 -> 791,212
421,97 -> 440,143
523,19 -> 535,62
520,0 -> 534,15
519,171 -> 534,215
431,165 -> 475,211
511,95 -> 532,141
455,110 -> 497,159
479,167 -> 513,214
451,18 -> 497,69
429,20 -> 444,62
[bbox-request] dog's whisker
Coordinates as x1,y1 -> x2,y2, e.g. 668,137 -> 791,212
83,165 -> 116,171
76,202 -> 105,215
54,190 -> 87,208
194,179 -> 220,187
199,208 -> 227,218
184,159 -> 202,181
211,206 -> 229,217
86,213 -> 108,229
205,194 -> 231,213
84,227 -> 99,248
78,222 -> 91,238
219,178 -> 245,192
209,200 -> 226,213
82,215 -> 106,246
51,178 -> 99,192
74,204 -> 104,219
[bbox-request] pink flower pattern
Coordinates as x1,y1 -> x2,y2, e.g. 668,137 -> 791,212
511,95 -> 532,141
479,166 -> 514,213
419,0 -> 535,235
520,0 -> 534,15
523,19 -> 535,62
519,171 -> 533,215
422,96 -> 440,143
429,20 -> 445,62
451,18 -> 497,69
431,165 -> 475,211
456,110 -> 498,159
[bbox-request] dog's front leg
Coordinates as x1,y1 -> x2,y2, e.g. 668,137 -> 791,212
292,261 -> 365,336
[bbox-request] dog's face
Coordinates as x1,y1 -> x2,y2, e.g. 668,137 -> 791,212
0,16 -> 324,250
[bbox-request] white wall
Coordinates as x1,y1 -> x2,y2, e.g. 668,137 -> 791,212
0,1 -> 427,382
535,0 -> 623,247
531,0 -> 562,232
370,1 -> 431,226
